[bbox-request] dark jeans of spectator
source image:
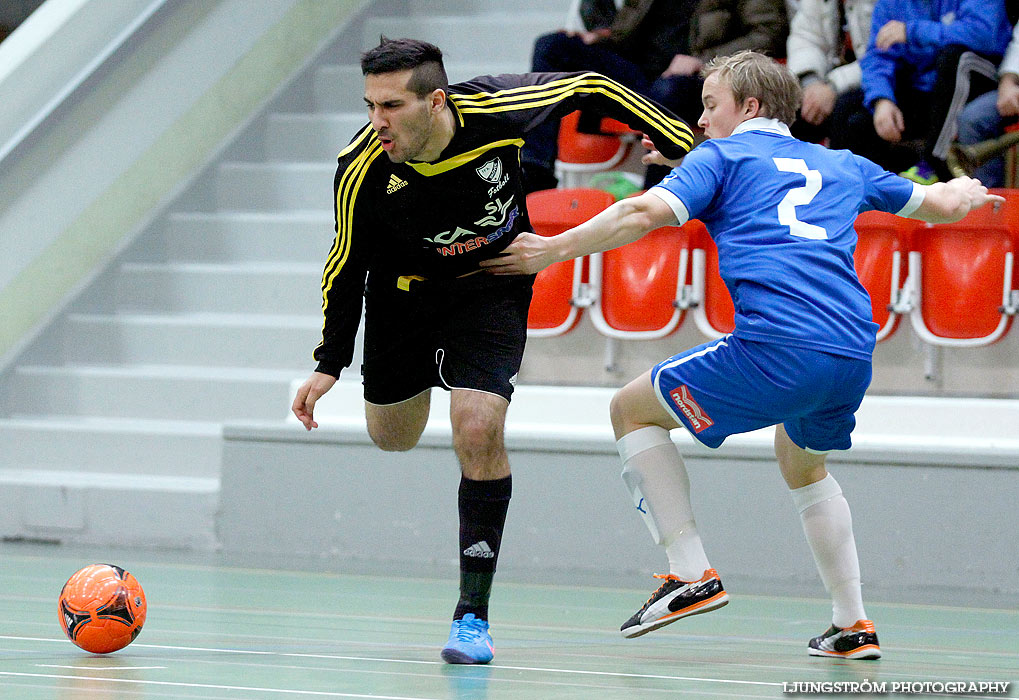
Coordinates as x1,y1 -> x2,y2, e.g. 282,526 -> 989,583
828,45 -> 998,177
521,32 -> 703,192
792,87 -> 871,145
955,90 -> 1018,186
827,86 -> 932,173
791,113 -> 831,144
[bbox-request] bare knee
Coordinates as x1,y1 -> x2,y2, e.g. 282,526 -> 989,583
609,390 -> 632,438
364,393 -> 429,452
368,426 -> 420,452
452,413 -> 503,465
451,412 -> 508,481
610,373 -> 675,439
448,391 -> 510,479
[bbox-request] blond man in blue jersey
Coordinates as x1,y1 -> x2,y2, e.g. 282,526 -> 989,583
484,50 -> 1002,658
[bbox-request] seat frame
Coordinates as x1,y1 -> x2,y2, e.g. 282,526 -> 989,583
905,249 -> 1018,347
586,247 -> 692,341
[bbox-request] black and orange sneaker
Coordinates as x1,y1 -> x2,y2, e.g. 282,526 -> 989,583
808,619 -> 882,659
620,568 -> 729,639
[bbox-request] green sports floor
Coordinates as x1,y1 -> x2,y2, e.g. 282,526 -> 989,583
1,543 -> 1015,699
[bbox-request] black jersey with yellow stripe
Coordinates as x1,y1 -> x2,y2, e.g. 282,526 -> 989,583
314,71 -> 693,376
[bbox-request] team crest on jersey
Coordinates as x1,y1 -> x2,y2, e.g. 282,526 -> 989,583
668,385 -> 713,433
476,157 -> 503,184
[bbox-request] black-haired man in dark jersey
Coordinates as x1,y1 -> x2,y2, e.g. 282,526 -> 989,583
292,36 -> 693,665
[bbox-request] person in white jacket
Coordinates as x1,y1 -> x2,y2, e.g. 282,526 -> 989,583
954,21 -> 1019,186
787,0 -> 876,141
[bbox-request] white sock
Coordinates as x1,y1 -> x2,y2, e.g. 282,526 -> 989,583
791,473 -> 867,628
616,426 -> 711,581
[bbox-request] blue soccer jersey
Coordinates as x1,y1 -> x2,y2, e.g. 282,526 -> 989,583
650,118 -> 923,360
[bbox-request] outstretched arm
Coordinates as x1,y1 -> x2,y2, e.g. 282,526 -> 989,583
457,71 -> 694,162
908,176 -> 1006,224
481,192 -> 677,275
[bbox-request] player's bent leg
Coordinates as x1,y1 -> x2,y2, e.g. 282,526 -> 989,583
612,372 -> 727,638
443,390 -> 511,664
777,426 -> 878,658
609,370 -> 681,439
364,389 -> 431,452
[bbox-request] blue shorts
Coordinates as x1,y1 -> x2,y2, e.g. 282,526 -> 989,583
651,335 -> 872,452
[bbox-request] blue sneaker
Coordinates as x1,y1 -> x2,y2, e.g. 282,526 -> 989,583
440,613 -> 494,664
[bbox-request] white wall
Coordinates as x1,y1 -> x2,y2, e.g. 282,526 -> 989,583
0,0 -> 157,161
0,0 -> 368,367
220,386 -> 1019,599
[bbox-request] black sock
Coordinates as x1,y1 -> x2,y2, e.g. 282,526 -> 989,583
454,474 -> 512,621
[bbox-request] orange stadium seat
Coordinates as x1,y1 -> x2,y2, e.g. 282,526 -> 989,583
907,189 -> 1019,346
588,225 -> 692,339
525,188 -> 615,337
555,111 -> 637,188
598,117 -> 640,136
853,210 -> 919,342
688,221 -> 736,338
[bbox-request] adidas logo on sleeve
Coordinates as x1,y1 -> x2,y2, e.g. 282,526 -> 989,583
463,541 -> 495,558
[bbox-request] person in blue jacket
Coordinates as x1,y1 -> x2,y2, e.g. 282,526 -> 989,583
828,0 -> 1011,182
483,50 -> 1003,658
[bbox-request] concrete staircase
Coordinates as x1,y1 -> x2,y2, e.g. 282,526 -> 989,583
0,0 -> 570,549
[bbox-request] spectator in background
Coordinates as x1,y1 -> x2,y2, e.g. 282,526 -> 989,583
520,0 -> 697,192
643,0 -> 790,187
787,0 -> 876,143
520,0 -> 788,193
954,21 -> 1019,186
829,0 -> 1011,183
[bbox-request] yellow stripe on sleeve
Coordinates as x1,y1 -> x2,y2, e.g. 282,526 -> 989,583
320,139 -> 383,318
452,73 -> 693,149
453,73 -> 595,102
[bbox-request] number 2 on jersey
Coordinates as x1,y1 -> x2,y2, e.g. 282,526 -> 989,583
773,157 -> 827,240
